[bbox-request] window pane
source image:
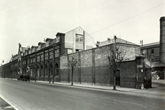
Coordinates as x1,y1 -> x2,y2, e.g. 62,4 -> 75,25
50,51 -> 53,59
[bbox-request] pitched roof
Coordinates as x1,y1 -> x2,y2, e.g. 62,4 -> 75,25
143,42 -> 159,47
38,42 -> 45,46
46,38 -> 54,42
98,38 -> 139,47
21,47 -> 29,53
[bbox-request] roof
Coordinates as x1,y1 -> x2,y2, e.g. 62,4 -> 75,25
65,26 -> 83,33
151,62 -> 165,68
116,38 -> 139,45
31,46 -> 37,48
38,42 -> 45,45
160,16 -> 165,21
21,47 -> 29,53
142,42 -> 159,49
56,32 -> 65,36
98,38 -> 139,47
46,38 -> 54,42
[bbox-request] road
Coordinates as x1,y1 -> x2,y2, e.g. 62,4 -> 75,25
0,78 -> 164,110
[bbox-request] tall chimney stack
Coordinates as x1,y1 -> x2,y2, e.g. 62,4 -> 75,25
160,17 -> 165,64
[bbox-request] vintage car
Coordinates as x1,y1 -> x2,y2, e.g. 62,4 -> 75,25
17,74 -> 30,81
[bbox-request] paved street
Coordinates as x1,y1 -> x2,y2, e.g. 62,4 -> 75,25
0,78 -> 164,110
0,97 -> 15,110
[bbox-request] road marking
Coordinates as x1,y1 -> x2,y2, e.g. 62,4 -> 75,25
0,95 -> 19,110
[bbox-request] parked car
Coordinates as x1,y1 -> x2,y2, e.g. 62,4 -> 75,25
17,74 -> 30,81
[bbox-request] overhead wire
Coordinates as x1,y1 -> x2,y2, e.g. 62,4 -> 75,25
88,3 -> 165,35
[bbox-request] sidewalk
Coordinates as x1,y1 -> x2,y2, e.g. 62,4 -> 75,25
152,79 -> 165,87
132,79 -> 165,99
0,97 -> 15,110
31,80 -> 137,92
30,79 -> 165,99
8,78 -> 165,99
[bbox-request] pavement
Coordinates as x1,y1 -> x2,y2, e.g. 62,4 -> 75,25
152,79 -> 165,87
29,79 -> 165,99
6,78 -> 165,97
0,97 -> 15,110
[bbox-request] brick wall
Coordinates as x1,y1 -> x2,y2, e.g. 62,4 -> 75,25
95,46 -> 113,85
120,61 -> 137,88
68,53 -> 79,83
80,50 -> 93,83
59,43 -> 142,88
60,55 -> 69,82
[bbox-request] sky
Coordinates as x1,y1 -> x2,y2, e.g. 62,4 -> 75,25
0,0 -> 165,63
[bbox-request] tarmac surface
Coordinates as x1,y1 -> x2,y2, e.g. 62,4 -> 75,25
0,78 -> 164,110
0,97 -> 15,110
29,79 -> 165,99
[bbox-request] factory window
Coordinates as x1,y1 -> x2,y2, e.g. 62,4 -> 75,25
67,49 -> 73,54
49,51 -> 53,59
41,54 -> 44,61
37,56 -> 40,62
55,49 -> 59,58
33,57 -> 35,62
45,53 -> 48,60
76,49 -> 79,52
80,37 -> 83,42
76,34 -> 83,43
151,49 -> 154,54
76,38 -> 79,42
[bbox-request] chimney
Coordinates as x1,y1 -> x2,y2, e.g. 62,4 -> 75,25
160,17 -> 165,63
96,41 -> 100,47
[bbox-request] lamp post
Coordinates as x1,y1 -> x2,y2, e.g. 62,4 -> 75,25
69,57 -> 77,86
